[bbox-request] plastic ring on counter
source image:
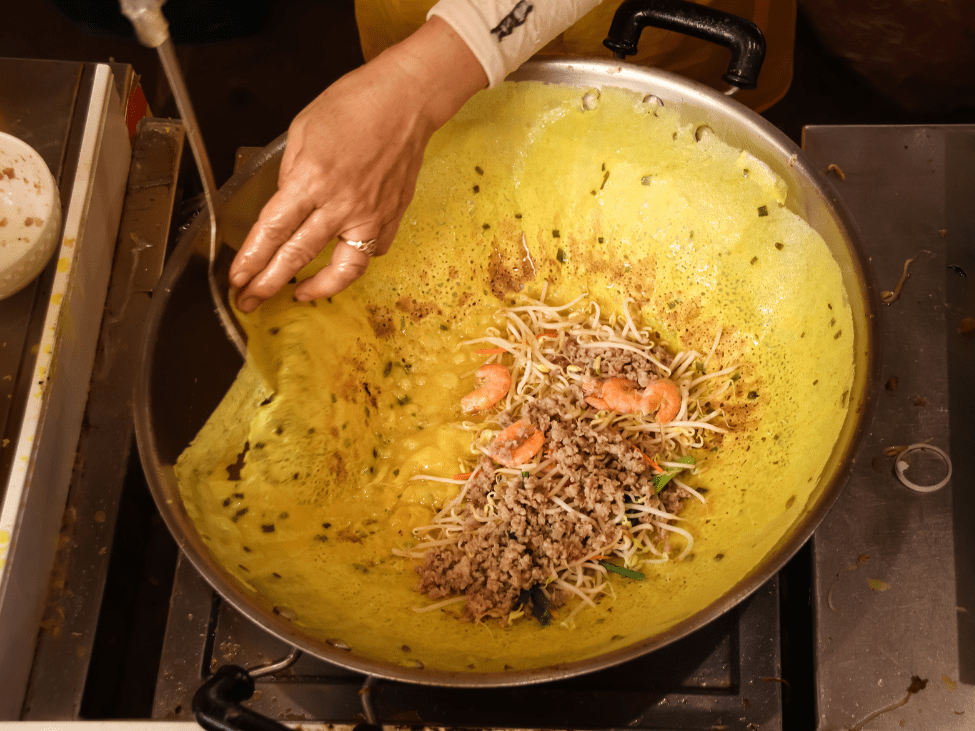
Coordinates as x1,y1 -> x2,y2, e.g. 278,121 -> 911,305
894,443 -> 952,493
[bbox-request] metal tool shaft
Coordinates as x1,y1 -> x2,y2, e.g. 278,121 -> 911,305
121,0 -> 246,358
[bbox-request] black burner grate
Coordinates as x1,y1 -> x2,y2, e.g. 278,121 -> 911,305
152,553 -> 783,730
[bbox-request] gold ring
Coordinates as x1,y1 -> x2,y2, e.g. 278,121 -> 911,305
344,238 -> 378,257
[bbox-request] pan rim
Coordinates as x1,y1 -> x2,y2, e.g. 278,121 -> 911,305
133,57 -> 880,687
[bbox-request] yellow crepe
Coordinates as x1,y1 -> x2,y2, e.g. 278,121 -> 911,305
176,83 -> 854,672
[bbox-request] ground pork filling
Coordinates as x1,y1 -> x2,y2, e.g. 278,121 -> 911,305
404,294 -> 733,626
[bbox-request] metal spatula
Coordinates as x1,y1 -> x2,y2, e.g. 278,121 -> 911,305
121,0 -> 247,359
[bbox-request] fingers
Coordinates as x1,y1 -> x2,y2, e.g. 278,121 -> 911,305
292,241 -> 371,303
233,189 -> 402,312
235,206 -> 337,312
294,222 -> 397,302
230,186 -> 318,290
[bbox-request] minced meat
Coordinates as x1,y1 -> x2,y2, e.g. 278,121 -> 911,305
416,382 -> 687,622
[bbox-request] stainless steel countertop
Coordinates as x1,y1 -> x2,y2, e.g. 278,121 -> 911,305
0,58 -> 82,179
0,59 -> 84,504
804,125 -> 974,731
0,57 -> 133,720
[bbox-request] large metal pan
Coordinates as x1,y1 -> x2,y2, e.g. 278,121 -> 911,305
134,1 -> 877,691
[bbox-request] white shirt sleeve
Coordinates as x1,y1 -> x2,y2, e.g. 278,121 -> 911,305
428,0 -> 604,87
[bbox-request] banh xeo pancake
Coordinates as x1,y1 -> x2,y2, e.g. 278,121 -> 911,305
176,82 -> 854,672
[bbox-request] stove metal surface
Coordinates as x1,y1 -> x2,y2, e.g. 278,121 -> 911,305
803,126 -> 975,730
153,552 -> 782,730
21,118 -> 185,720
0,59 -> 82,507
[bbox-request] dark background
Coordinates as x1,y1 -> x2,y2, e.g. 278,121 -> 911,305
4,0 -> 975,186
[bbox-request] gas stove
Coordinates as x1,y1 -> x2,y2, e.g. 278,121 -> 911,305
2,61 -> 972,729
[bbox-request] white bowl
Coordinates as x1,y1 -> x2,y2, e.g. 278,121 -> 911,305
0,132 -> 62,300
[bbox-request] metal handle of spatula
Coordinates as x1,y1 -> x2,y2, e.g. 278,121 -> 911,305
120,0 -> 247,358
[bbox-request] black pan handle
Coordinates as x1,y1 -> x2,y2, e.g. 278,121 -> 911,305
603,0 -> 766,90
193,665 -> 292,731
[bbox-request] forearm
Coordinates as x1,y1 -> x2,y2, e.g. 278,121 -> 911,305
429,0 -> 604,87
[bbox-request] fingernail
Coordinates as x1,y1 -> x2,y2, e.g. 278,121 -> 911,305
239,296 -> 260,312
230,271 -> 249,287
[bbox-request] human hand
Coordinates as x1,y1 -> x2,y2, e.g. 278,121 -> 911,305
230,17 -> 488,312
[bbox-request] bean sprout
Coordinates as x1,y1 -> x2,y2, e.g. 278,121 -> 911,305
403,293 -> 735,624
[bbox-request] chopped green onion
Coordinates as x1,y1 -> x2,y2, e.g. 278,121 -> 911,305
521,471 -> 530,478
600,561 -> 645,580
654,455 -> 695,492
652,471 -> 678,492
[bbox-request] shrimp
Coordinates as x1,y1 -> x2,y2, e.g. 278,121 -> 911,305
585,394 -> 611,410
581,377 -> 611,410
643,378 -> 681,423
583,376 -> 681,423
491,420 -> 544,467
600,378 -> 646,413
461,364 -> 511,413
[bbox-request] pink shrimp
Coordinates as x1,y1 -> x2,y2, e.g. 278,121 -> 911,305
600,378 -> 646,413
643,378 -> 681,423
585,394 -> 611,410
461,364 -> 511,414
583,376 -> 681,423
581,377 -> 611,410
491,420 -> 545,467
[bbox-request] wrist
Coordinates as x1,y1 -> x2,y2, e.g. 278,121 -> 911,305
381,16 -> 489,129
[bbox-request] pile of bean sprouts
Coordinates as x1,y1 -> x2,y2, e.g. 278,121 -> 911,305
398,289 -> 739,626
